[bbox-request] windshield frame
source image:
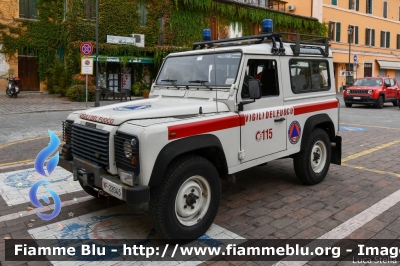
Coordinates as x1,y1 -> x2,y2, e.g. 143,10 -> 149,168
353,78 -> 383,87
155,50 -> 243,89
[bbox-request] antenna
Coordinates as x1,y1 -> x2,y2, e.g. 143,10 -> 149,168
212,27 -> 218,114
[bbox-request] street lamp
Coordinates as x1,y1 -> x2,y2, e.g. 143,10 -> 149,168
347,26 -> 353,86
95,0 -> 100,107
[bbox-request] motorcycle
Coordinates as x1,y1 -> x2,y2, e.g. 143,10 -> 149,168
5,76 -> 20,98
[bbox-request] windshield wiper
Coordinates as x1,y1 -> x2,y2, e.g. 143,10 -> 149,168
161,79 -> 179,89
189,80 -> 213,90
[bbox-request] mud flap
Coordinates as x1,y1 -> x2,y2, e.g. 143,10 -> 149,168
331,135 -> 342,165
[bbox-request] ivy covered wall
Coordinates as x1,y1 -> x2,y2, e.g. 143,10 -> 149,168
0,0 -> 326,92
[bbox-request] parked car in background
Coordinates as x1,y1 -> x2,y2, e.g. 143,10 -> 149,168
343,77 -> 399,109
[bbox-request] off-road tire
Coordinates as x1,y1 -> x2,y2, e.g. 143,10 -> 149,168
345,103 -> 352,108
78,180 -> 105,199
150,155 -> 221,243
375,95 -> 384,109
393,100 -> 398,107
293,128 -> 331,185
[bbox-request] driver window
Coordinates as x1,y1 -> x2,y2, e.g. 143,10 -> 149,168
241,59 -> 279,98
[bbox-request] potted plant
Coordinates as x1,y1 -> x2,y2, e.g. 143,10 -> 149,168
142,89 -> 150,98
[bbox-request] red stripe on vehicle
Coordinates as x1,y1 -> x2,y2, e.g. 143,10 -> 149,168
294,100 -> 338,116
168,116 -> 244,140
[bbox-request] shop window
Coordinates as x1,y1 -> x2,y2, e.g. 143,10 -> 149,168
366,28 -> 375,46
329,21 -> 341,42
138,1 -> 148,26
383,1 -> 388,18
83,0 -> 95,20
289,60 -> 330,94
19,0 -> 38,19
349,0 -> 359,10
366,0 -> 373,14
380,31 -> 390,48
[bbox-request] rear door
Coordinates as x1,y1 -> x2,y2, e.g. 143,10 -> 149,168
239,56 -> 287,163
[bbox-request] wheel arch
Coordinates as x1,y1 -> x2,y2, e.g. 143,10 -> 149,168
300,114 -> 336,151
148,134 -> 228,186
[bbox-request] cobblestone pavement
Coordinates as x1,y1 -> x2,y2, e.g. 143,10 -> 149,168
1,95 -> 400,265
0,92 -> 141,115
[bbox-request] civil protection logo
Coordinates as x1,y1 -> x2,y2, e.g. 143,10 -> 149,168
288,120 -> 301,145
29,130 -> 62,220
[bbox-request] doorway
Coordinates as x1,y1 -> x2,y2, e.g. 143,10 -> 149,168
18,56 -> 40,91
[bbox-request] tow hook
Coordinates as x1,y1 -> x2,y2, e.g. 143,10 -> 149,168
93,188 -> 111,197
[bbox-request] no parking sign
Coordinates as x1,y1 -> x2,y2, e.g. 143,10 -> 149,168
80,58 -> 93,75
80,42 -> 93,56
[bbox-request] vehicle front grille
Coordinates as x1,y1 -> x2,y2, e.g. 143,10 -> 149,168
71,123 -> 110,167
62,120 -> 73,145
348,90 -> 369,94
114,131 -> 140,174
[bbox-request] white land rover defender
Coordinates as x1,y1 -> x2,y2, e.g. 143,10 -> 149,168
59,23 -> 342,242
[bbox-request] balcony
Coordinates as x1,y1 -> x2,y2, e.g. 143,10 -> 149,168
212,0 -> 287,12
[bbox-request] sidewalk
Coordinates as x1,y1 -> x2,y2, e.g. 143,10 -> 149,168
0,92 -> 142,115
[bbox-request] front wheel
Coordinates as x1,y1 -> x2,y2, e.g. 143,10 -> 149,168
375,95 -> 384,109
393,100 -> 398,107
6,88 -> 12,97
345,103 -> 352,108
293,128 -> 331,185
150,155 -> 221,242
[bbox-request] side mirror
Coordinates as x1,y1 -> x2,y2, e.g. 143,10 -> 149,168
248,79 -> 261,99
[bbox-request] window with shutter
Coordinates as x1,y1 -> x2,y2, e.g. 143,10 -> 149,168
329,21 -> 334,40
397,34 -> 400,49
355,26 -> 359,44
349,0 -> 354,9
371,29 -> 375,46
83,0 -> 95,20
383,1 -> 388,18
336,22 -> 341,42
332,0 -> 337,5
366,29 -> 370,46
137,1 -> 148,26
381,31 -> 385,47
386,32 -> 390,48
356,0 -> 359,11
19,0 -> 38,19
366,0 -> 372,14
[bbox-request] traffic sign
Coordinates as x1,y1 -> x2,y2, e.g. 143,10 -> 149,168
81,58 -> 93,75
80,42 -> 93,56
353,55 -> 358,62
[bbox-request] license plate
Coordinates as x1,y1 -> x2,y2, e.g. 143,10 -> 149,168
353,97 -> 361,100
102,179 -> 123,199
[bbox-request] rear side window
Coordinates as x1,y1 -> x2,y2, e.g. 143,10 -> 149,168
390,79 -> 395,86
289,60 -> 330,94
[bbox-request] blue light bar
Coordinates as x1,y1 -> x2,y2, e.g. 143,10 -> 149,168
202,29 -> 211,41
261,19 -> 273,34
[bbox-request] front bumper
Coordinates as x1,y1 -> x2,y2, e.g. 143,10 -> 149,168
344,96 -> 377,104
59,156 -> 150,205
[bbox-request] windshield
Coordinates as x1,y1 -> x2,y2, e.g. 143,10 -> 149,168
353,78 -> 382,87
156,52 -> 242,87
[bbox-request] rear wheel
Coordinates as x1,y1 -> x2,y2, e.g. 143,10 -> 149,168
375,95 -> 384,109
293,128 -> 331,185
345,103 -> 352,108
150,155 -> 221,243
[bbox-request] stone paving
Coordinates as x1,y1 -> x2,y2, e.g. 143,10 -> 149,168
0,92 -> 141,115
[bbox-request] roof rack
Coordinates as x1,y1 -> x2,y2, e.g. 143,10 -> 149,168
192,32 -> 330,57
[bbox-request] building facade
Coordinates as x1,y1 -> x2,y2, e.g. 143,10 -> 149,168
286,0 -> 400,91
0,0 -> 325,94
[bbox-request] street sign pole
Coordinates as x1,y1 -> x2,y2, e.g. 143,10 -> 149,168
86,75 -> 88,109
95,0 -> 100,107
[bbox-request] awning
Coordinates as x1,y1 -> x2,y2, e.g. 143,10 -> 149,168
88,56 -> 154,64
377,60 -> 400,70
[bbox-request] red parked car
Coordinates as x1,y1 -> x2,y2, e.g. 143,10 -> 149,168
343,77 -> 399,109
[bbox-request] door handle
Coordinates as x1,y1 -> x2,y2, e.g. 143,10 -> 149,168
274,118 -> 285,122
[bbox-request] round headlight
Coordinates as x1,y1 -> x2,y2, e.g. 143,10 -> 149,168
123,140 -> 133,158
368,90 -> 373,94
131,138 -> 137,147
